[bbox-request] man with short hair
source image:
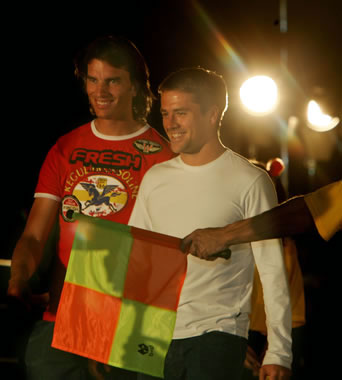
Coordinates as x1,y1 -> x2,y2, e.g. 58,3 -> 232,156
129,67 -> 292,380
8,35 -> 174,380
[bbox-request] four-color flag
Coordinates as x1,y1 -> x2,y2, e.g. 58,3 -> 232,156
52,213 -> 187,378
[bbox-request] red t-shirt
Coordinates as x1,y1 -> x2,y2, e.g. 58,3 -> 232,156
35,121 -> 174,320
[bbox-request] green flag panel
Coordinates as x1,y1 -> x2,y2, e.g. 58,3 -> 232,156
109,299 -> 176,378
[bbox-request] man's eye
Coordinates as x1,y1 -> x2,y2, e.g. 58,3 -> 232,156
109,78 -> 120,84
87,77 -> 97,83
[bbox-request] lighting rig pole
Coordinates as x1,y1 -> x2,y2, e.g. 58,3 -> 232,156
279,0 -> 290,194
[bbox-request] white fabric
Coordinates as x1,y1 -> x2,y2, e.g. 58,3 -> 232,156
129,149 -> 292,368
34,193 -> 61,202
90,120 -> 150,140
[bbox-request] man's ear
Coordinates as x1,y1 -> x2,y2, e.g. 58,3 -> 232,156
209,105 -> 220,127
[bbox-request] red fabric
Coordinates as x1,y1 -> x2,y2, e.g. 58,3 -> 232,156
52,219 -> 187,376
52,282 -> 122,363
36,122 -> 174,321
124,228 -> 186,311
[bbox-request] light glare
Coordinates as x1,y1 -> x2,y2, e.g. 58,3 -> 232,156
240,76 -> 278,116
307,100 -> 340,132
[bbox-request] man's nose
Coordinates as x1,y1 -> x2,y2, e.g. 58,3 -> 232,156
163,114 -> 176,129
95,81 -> 109,96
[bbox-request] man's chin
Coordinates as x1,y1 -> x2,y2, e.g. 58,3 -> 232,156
170,142 -> 185,154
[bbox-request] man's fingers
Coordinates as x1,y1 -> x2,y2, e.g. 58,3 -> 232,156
244,346 -> 260,373
208,248 -> 231,260
88,360 -> 105,380
180,234 -> 193,253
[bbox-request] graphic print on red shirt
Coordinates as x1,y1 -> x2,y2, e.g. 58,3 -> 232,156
34,121 -> 174,320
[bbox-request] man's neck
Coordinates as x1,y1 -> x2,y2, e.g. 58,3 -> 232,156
181,141 -> 226,166
94,118 -> 143,136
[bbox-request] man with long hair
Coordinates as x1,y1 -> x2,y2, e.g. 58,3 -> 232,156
8,35 -> 173,380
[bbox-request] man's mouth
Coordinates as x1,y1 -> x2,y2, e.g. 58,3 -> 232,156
95,99 -> 113,107
169,131 -> 186,140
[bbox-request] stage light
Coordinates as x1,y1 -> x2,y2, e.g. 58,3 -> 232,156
307,100 -> 340,132
239,76 -> 278,116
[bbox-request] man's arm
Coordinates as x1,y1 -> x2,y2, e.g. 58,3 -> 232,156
259,364 -> 291,379
7,197 -> 59,301
181,196 -> 315,260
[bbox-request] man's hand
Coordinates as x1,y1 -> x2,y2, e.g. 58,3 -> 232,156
181,227 -> 230,260
88,360 -> 112,380
259,364 -> 291,380
244,345 -> 261,377
7,278 -> 32,310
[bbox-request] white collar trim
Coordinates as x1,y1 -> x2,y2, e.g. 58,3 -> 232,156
91,120 -> 150,141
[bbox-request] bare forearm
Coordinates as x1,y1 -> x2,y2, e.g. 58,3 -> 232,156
8,198 -> 59,295
222,196 -> 316,244
182,195 -> 316,260
9,236 -> 44,285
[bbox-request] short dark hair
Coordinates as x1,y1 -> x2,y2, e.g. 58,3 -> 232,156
158,67 -> 228,125
75,35 -> 154,123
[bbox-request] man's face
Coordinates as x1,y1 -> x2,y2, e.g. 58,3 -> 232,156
86,59 -> 136,121
160,90 -> 214,155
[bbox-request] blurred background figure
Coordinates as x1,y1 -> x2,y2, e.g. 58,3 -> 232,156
242,158 -> 306,380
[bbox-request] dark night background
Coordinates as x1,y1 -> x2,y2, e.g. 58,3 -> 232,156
2,0 -> 341,378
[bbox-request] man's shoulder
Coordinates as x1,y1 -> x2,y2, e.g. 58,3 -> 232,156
143,125 -> 165,138
225,149 -> 266,177
43,122 -> 92,157
221,150 -> 273,197
139,126 -> 171,146
133,126 -> 174,162
56,122 -> 92,144
136,156 -> 180,199
149,155 -> 179,170
142,155 -> 180,178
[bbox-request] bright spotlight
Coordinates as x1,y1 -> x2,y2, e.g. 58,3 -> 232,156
307,100 -> 340,132
240,75 -> 278,116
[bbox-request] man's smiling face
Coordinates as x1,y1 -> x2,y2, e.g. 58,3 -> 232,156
86,59 -> 136,121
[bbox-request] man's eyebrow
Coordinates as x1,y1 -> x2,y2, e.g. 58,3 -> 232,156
86,75 -> 122,81
106,76 -> 121,81
161,107 -> 189,112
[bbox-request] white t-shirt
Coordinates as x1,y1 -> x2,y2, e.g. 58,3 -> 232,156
129,149 -> 292,369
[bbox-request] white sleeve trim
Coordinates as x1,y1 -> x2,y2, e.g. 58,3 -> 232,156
34,193 -> 61,202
